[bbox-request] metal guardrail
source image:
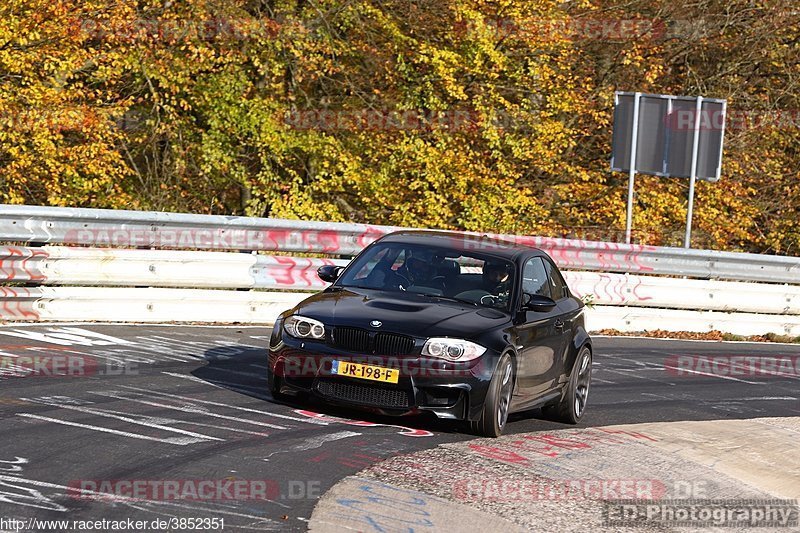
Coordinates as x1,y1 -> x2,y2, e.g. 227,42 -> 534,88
0,246 -> 346,290
590,306 -> 800,337
0,286 -> 304,323
1,204 -> 800,334
2,204 -> 799,283
2,245 -> 798,316
1,286 -> 798,335
562,272 -> 800,315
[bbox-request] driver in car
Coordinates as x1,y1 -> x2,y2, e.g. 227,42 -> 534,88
481,261 -> 512,303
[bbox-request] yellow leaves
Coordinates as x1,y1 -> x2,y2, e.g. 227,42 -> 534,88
0,0 -> 134,208
0,0 -> 796,253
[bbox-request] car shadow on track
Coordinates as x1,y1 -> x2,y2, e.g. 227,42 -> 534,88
191,345 -> 466,436
190,345 -> 788,438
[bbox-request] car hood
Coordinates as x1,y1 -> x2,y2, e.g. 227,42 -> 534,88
291,287 -> 510,338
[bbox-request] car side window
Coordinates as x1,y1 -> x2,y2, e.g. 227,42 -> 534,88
522,257 -> 550,298
544,260 -> 567,300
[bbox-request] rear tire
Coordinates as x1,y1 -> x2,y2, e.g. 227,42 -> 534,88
543,345 -> 591,424
469,354 -> 514,437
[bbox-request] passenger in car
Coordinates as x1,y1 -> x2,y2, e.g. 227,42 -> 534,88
397,249 -> 445,292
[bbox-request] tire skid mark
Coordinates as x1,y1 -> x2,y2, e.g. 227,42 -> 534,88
19,397 -> 224,443
16,414 -> 209,445
152,374 -> 329,425
90,389 -> 287,431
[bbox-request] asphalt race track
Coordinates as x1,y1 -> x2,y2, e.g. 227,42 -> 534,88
1,324 -> 798,532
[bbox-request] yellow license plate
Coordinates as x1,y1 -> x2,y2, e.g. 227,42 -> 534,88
332,361 -> 399,384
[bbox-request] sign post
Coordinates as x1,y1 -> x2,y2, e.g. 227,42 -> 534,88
684,96 -> 702,248
625,92 -> 641,245
611,92 -> 726,248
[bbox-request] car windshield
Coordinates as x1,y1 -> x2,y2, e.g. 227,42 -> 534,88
336,242 -> 515,311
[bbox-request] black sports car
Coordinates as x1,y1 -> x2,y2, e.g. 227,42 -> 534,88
267,231 -> 592,437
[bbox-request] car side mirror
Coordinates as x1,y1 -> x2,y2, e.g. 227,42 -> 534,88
317,265 -> 343,283
522,292 -> 557,312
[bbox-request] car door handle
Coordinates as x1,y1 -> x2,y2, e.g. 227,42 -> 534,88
554,319 -> 565,330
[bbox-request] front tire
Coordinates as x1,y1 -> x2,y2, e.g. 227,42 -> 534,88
470,354 -> 514,438
543,345 -> 591,424
266,363 -> 289,401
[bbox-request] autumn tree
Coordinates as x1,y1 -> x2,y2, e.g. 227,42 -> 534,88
0,0 -> 132,207
1,0 -> 798,254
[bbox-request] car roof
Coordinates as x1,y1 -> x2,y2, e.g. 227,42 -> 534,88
376,230 -> 544,261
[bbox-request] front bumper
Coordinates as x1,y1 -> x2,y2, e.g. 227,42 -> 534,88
268,335 -> 495,421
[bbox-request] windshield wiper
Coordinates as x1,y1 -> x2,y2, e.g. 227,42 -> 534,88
416,293 -> 479,307
337,284 -> 382,291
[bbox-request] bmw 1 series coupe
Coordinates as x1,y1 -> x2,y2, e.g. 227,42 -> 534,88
267,231 -> 592,437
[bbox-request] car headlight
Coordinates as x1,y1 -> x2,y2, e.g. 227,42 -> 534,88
421,338 -> 486,361
283,315 -> 326,340
269,317 -> 285,350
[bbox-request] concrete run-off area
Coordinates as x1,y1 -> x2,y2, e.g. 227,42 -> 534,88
312,417 -> 800,532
